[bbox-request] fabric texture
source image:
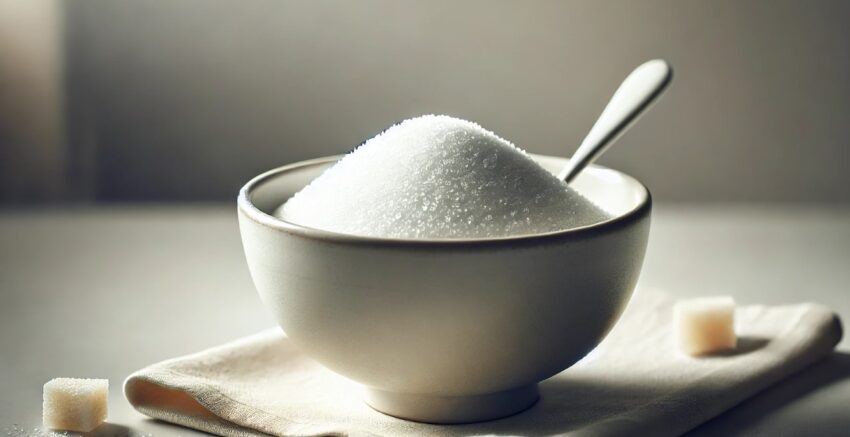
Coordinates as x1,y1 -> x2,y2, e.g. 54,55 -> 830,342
124,289 -> 843,437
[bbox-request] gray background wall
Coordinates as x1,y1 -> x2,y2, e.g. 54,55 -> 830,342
0,0 -> 65,202
2,0 -> 849,203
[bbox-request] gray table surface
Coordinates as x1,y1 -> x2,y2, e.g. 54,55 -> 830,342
1,204 -> 848,436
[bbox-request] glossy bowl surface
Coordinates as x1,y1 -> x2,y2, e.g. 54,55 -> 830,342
238,154 -> 651,423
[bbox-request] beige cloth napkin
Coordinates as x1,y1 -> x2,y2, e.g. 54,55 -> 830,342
124,289 -> 842,437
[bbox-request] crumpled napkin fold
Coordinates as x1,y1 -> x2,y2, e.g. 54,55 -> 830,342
125,289 -> 842,437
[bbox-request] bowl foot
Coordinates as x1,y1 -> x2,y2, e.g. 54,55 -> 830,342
363,384 -> 539,424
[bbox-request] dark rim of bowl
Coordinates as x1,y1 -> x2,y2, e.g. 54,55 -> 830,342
237,155 -> 652,247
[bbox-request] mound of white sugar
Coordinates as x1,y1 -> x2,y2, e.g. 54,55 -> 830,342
278,115 -> 611,239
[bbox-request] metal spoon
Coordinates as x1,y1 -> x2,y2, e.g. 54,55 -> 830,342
559,59 -> 673,183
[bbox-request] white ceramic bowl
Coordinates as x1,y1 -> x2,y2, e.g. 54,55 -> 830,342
238,154 -> 651,424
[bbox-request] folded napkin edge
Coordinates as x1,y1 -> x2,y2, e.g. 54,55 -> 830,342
124,367 -> 358,437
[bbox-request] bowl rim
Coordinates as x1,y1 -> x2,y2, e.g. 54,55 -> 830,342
237,154 -> 651,248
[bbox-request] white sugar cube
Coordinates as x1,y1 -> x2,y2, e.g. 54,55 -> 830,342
43,378 -> 108,432
674,296 -> 737,356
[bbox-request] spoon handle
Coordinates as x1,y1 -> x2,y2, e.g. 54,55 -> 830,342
559,59 -> 673,183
